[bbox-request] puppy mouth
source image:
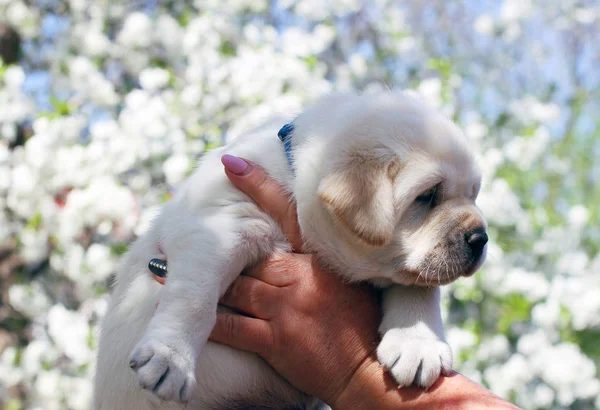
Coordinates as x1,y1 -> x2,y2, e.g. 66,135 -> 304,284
407,245 -> 487,287
399,265 -> 464,287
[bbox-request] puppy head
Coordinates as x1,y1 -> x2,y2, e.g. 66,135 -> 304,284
296,92 -> 487,286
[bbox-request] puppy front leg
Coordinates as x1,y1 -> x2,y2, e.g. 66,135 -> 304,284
376,285 -> 453,389
128,242 -> 247,403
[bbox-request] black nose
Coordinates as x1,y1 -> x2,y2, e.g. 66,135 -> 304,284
465,229 -> 488,259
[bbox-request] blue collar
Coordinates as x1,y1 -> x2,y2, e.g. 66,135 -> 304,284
278,122 -> 295,172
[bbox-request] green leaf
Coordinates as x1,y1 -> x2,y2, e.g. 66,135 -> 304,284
50,96 -> 73,116
219,40 -> 236,57
6,399 -> 22,410
205,141 -> 221,150
178,10 -> 191,27
303,55 -> 318,71
495,112 -> 510,128
39,96 -> 73,118
13,346 -> 23,366
496,293 -> 532,335
27,213 -> 43,230
427,58 -> 452,80
87,325 -> 96,350
110,243 -> 129,256
161,192 -> 172,203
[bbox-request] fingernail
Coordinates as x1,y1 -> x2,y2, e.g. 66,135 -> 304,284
221,155 -> 251,176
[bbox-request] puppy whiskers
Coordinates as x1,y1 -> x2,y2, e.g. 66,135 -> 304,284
442,256 -> 450,285
418,257 -> 432,286
425,257 -> 436,287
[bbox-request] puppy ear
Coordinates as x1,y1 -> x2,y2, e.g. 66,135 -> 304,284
318,152 -> 401,247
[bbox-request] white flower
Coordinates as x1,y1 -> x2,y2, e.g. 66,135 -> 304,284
5,1 -> 31,27
21,340 -> 59,377
59,177 -> 137,245
139,67 -> 170,91
574,8 -> 598,24
33,369 -> 62,407
503,126 -> 550,171
533,343 -> 599,405
281,28 -> 312,57
531,300 -> 560,329
556,250 -> 589,276
19,227 -> 50,262
559,275 -> 600,330
63,376 -> 93,410
474,15 -> 495,35
163,153 -> 191,186
1,122 -> 17,142
501,268 -> 550,301
348,53 -> 368,78
509,96 -> 560,125
293,0 -> 331,20
156,15 -> 184,51
118,12 -> 153,48
477,179 -> 524,227
465,121 -> 488,140
484,354 -> 533,399
475,335 -> 510,363
501,0 -> 533,22
568,205 -> 589,228
0,346 -> 24,386
3,66 -> 26,89
533,383 -> 555,408
69,56 -> 119,106
517,329 -> 551,356
84,243 -> 115,282
417,78 -> 443,109
47,305 -> 93,365
446,328 -> 477,358
82,30 -> 111,57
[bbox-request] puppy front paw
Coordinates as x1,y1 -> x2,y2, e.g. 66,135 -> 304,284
377,329 -> 452,389
129,338 -> 195,403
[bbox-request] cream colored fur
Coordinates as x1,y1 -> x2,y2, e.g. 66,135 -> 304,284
94,91 -> 487,410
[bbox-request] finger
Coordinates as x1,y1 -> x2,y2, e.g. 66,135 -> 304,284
244,253 -> 306,287
221,155 -> 303,251
153,274 -> 166,285
220,276 -> 277,319
209,312 -> 273,356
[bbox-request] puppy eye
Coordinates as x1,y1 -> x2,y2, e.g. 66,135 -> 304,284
416,187 -> 437,205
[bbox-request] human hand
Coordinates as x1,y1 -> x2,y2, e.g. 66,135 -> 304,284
211,154 -> 382,405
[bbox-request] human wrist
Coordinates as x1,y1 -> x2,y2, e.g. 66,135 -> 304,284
328,354 -> 382,410
329,354 -> 521,410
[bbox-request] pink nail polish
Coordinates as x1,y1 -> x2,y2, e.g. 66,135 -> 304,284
221,155 -> 251,175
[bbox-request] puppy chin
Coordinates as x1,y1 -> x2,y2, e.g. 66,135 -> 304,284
398,245 -> 488,286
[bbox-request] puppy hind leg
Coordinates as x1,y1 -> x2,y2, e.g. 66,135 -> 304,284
128,225 -> 257,404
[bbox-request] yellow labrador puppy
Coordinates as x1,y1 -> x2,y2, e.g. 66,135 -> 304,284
94,91 -> 487,410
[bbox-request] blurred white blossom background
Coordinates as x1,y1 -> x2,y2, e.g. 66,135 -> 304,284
0,0 -> 599,409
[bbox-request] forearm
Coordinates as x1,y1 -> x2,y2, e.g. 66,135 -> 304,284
330,355 -> 520,410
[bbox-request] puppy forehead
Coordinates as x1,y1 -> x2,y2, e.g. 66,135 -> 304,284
350,104 -> 478,174
438,160 -> 482,197
297,92 -> 479,184
335,94 -> 472,155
